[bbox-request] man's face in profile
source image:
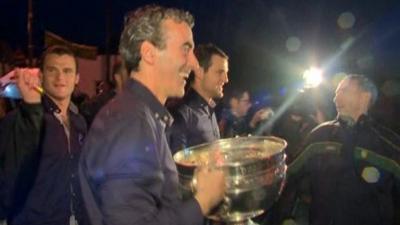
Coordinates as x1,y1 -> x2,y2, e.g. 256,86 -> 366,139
154,19 -> 198,98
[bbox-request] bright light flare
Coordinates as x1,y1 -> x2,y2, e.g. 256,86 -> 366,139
303,67 -> 323,88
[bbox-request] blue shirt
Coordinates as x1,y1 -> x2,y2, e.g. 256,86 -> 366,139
0,96 -> 87,225
168,89 -> 220,154
79,79 -> 204,225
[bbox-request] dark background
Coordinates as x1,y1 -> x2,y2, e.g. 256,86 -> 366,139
1,0 -> 400,129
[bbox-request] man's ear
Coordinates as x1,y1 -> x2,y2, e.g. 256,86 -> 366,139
361,91 -> 372,109
194,66 -> 205,81
140,41 -> 156,65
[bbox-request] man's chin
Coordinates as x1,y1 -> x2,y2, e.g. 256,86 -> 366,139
47,94 -> 70,102
338,112 -> 346,118
214,91 -> 224,99
171,90 -> 185,98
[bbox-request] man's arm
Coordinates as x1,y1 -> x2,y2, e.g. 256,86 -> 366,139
0,69 -> 43,220
99,176 -> 204,225
81,112 -> 206,225
5,68 -> 43,171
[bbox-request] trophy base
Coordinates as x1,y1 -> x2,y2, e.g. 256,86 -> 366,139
207,219 -> 259,225
230,219 -> 259,225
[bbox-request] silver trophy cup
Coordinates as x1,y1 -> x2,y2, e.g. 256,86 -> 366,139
174,136 -> 287,225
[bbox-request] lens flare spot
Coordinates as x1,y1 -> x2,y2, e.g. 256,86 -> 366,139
286,37 -> 302,52
361,166 -> 380,183
337,12 -> 356,29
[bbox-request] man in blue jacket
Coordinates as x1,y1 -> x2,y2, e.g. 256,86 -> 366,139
79,5 -> 226,225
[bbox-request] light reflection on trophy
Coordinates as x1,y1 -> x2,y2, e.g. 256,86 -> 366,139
174,136 -> 287,225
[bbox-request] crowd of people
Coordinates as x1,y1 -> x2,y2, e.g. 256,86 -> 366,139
0,4 -> 399,225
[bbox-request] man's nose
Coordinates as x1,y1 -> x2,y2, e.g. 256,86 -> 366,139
222,72 -> 229,84
53,71 -> 61,79
188,51 -> 199,71
333,94 -> 338,104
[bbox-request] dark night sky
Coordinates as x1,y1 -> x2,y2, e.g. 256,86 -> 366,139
1,0 -> 400,93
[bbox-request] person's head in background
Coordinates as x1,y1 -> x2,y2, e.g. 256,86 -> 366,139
229,89 -> 252,117
109,59 -> 129,94
119,5 -> 198,104
190,43 -> 229,104
334,74 -> 377,123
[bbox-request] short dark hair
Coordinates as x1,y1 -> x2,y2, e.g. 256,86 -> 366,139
195,43 -> 228,72
230,89 -> 249,100
39,45 -> 78,72
347,74 -> 378,108
119,5 -> 194,73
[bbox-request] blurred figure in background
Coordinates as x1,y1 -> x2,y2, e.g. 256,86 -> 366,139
219,89 -> 274,138
272,93 -> 325,164
79,59 -> 128,127
219,89 -> 252,137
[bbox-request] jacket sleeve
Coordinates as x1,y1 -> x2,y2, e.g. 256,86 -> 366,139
376,126 -> 400,225
9,102 -> 44,165
0,102 -> 44,219
268,127 -> 319,224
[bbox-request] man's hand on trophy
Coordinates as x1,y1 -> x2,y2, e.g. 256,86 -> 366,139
194,166 -> 226,216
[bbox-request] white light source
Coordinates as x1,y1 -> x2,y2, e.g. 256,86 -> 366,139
303,67 -> 323,88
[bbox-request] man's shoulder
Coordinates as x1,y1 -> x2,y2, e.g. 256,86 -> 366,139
105,92 -> 148,114
309,120 -> 338,134
0,102 -> 43,125
90,93 -> 150,128
301,120 -> 340,145
368,121 -> 400,157
369,121 -> 400,142
169,100 -> 195,120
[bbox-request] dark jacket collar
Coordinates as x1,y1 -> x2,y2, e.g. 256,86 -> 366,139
184,88 -> 216,114
126,78 -> 173,126
42,94 -> 79,115
336,114 -> 371,129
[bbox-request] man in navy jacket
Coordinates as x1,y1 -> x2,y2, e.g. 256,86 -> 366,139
79,5 -> 226,225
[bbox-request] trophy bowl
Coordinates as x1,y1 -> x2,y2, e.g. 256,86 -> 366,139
173,136 -> 287,224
